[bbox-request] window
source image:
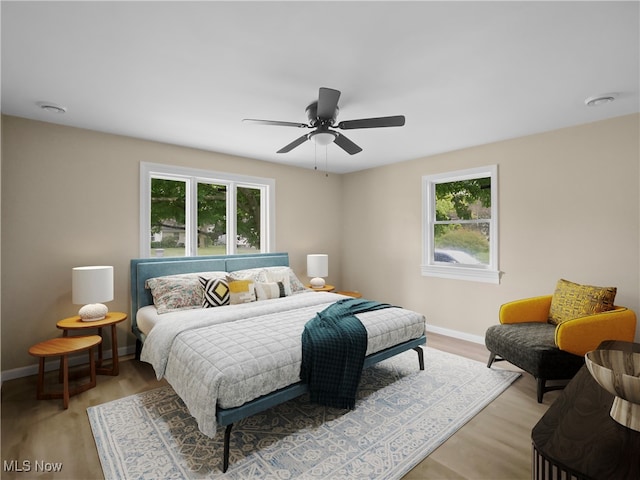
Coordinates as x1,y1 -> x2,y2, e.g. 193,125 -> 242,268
140,163 -> 275,257
422,165 -> 499,283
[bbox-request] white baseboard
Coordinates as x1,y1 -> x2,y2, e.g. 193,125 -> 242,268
1,344 -> 137,384
425,324 -> 485,345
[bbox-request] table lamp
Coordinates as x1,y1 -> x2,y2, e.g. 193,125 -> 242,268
307,254 -> 328,288
72,266 -> 114,321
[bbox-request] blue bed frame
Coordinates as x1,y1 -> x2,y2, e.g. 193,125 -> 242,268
130,252 -> 426,472
130,252 -> 292,357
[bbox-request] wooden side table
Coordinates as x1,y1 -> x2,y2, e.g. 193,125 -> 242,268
305,284 -> 335,292
57,311 -> 127,376
336,290 -> 362,298
28,335 -> 102,409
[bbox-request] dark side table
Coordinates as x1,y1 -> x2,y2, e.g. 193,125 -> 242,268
531,340 -> 640,480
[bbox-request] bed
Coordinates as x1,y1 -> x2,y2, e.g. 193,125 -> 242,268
130,252 -> 426,471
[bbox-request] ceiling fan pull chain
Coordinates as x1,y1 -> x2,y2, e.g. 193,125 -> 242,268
325,146 -> 329,177
314,142 -> 318,171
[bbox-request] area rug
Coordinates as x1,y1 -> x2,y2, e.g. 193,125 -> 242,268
88,347 -> 519,479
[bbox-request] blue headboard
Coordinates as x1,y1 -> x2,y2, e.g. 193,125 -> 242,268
130,252 -> 290,343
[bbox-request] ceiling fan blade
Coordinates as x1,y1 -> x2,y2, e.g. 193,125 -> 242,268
334,133 -> 363,155
277,134 -> 309,153
243,119 -> 309,128
317,87 -> 341,120
337,115 -> 405,130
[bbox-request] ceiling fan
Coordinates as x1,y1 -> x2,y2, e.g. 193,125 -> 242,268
243,87 -> 405,155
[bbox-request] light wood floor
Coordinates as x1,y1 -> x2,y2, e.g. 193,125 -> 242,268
1,333 -> 560,479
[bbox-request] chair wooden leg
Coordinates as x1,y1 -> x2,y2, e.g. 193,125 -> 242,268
89,347 -> 96,389
62,355 -> 69,409
36,357 -> 45,400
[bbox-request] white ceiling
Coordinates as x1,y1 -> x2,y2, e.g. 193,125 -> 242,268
2,1 -> 638,174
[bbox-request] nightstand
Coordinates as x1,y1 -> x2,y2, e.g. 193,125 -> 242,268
29,335 -> 102,409
305,284 -> 335,292
336,290 -> 362,298
57,312 -> 127,376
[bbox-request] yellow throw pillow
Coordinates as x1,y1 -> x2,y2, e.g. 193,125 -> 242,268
227,279 -> 256,305
548,279 -> 616,325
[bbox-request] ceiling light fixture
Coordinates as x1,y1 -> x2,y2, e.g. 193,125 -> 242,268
584,94 -> 617,107
309,131 -> 336,146
38,102 -> 67,114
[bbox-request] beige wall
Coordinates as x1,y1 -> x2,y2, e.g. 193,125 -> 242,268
341,114 -> 640,343
2,113 -> 639,374
1,115 -> 343,372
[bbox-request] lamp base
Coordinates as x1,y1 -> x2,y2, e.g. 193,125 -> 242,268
79,303 -> 108,322
310,277 -> 326,289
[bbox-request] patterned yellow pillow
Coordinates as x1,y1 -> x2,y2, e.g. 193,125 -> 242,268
227,279 -> 256,305
548,279 -> 616,325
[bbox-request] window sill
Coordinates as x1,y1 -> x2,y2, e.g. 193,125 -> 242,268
420,264 -> 501,284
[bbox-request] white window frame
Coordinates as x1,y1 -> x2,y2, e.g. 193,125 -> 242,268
140,162 -> 275,257
421,165 -> 500,284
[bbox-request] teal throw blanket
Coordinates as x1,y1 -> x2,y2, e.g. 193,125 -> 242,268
300,298 -> 396,409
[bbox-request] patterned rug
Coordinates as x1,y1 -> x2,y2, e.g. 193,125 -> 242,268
88,347 -> 519,479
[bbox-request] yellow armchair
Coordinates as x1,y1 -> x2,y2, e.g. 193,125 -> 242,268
555,306 -> 636,356
499,295 -> 553,324
499,295 -> 636,355
487,294 -> 637,402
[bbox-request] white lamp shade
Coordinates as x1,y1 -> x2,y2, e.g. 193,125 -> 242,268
311,132 -> 335,146
72,266 -> 114,304
307,254 -> 328,278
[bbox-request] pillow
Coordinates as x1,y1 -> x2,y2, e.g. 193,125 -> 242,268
227,267 -> 266,282
144,270 -> 227,289
227,278 -> 256,304
145,271 -> 227,314
262,270 -> 291,296
263,266 -> 307,294
199,276 -> 230,308
548,279 -> 617,325
145,276 -> 204,314
228,266 -> 306,294
255,281 -> 287,301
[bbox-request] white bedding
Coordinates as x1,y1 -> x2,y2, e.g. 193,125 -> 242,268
140,291 -> 425,438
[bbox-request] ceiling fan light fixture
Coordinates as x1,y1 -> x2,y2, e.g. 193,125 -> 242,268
310,131 -> 336,146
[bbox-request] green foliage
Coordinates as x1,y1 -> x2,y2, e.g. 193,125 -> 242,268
150,179 -> 186,233
197,183 -> 227,247
435,228 -> 489,262
237,187 -> 261,248
150,178 -> 261,250
435,178 -> 491,220
151,236 -> 180,249
435,196 -> 455,222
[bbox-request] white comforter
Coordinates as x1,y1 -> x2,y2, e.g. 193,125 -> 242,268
141,292 -> 425,437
